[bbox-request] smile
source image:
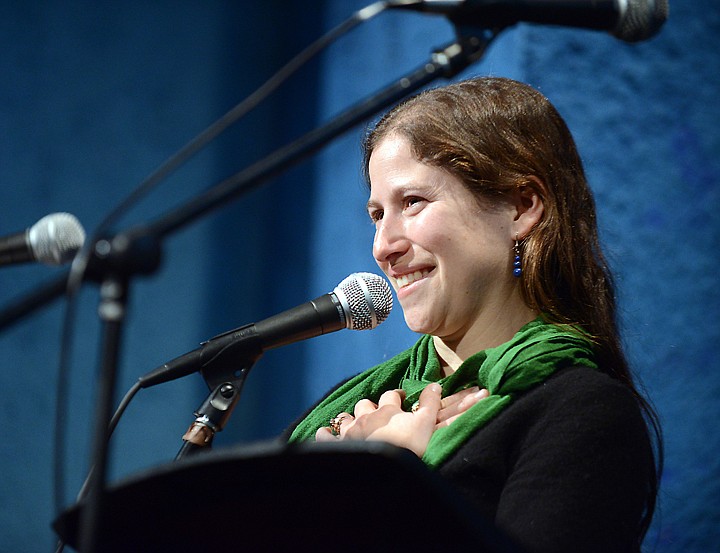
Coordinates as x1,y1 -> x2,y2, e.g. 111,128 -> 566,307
394,269 -> 431,289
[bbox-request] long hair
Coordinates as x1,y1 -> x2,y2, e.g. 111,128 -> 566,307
362,76 -> 661,541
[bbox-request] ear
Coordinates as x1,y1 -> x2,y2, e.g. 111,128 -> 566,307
511,176 -> 545,239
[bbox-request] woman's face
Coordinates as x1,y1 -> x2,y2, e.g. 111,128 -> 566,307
367,135 -> 518,342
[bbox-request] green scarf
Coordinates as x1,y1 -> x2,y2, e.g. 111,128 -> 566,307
289,318 -> 598,468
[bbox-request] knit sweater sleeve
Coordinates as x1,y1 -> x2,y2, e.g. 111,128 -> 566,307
439,367 -> 655,553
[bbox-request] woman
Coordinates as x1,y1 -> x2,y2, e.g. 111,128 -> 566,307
287,77 -> 660,553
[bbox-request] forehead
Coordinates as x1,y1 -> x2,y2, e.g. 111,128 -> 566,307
366,135 -> 505,219
369,132 -> 464,179
367,135 -> 432,189
368,142 -> 439,202
368,139 -> 484,210
368,134 -> 413,171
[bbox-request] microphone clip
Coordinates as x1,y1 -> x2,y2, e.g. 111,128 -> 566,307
199,324 -> 264,390
432,29 -> 498,79
176,378 -> 246,460
87,229 -> 163,282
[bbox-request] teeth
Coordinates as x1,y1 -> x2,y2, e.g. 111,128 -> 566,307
395,269 -> 429,289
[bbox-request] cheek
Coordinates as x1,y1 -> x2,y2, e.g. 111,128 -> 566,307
408,219 -> 443,250
425,229 -> 462,259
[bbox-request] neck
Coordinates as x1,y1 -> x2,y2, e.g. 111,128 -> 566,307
433,305 -> 539,376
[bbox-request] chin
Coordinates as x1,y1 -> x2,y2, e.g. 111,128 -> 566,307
403,314 -> 435,335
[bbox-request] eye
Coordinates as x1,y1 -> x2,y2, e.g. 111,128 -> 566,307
404,196 -> 425,210
368,208 -> 383,223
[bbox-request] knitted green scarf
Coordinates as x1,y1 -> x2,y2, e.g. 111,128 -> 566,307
289,318 -> 598,468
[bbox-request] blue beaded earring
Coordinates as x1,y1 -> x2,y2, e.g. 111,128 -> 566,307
513,234 -> 522,278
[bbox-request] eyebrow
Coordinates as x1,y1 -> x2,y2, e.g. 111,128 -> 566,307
366,183 -> 417,213
366,199 -> 380,213
366,180 -> 438,213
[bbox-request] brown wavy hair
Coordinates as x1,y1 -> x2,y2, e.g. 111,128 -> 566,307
362,76 -> 660,542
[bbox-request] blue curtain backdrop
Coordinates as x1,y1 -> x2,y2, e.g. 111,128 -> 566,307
0,1 -> 717,551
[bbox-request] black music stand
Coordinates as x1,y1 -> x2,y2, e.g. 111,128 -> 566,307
54,441 -> 521,552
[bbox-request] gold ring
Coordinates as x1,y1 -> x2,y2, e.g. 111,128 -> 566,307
329,414 -> 348,436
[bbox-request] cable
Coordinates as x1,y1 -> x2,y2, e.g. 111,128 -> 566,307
74,381 -> 142,503
54,381 -> 142,553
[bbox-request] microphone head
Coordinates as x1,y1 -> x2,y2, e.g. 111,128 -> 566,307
27,212 -> 86,266
616,0 -> 669,42
334,272 -> 393,331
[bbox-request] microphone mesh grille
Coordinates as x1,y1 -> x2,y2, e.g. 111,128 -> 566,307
618,0 -> 669,42
336,272 -> 393,331
29,213 -> 86,265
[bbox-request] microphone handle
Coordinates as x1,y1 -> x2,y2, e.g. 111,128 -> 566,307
0,231 -> 33,266
138,292 -> 347,389
138,323 -> 264,389
253,292 -> 347,350
397,0 -> 619,32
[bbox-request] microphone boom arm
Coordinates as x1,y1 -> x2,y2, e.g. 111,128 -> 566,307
135,31 -> 497,243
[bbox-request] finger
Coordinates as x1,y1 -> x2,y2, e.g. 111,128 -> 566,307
315,427 -> 337,441
326,412 -> 354,438
377,389 -> 404,408
439,386 -> 480,410
437,413 -> 464,429
436,388 -> 489,427
337,414 -> 356,437
414,383 -> 442,418
461,387 -> 490,407
353,400 -> 377,418
452,388 -> 490,412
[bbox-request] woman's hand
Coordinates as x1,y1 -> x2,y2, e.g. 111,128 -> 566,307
315,385 -> 489,457
435,385 -> 489,427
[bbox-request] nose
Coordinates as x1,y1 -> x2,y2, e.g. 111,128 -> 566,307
372,212 -> 409,265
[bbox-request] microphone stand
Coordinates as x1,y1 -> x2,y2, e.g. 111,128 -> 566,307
47,27 -> 497,553
75,233 -> 162,553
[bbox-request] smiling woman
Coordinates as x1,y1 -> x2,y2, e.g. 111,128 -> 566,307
285,77 -> 661,553
366,135 -> 542,365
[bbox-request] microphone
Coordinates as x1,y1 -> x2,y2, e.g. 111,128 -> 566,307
0,212 -> 86,267
387,0 -> 669,43
138,272 -> 393,388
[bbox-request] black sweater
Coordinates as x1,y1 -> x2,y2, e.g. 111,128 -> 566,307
283,366 -> 654,553
438,366 -> 654,553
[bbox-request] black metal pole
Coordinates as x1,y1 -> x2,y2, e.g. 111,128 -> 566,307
76,275 -> 128,553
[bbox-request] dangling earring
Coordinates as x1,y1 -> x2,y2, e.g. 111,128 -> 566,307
513,234 -> 522,278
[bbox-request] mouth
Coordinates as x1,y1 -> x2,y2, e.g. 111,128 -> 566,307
392,268 -> 432,290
